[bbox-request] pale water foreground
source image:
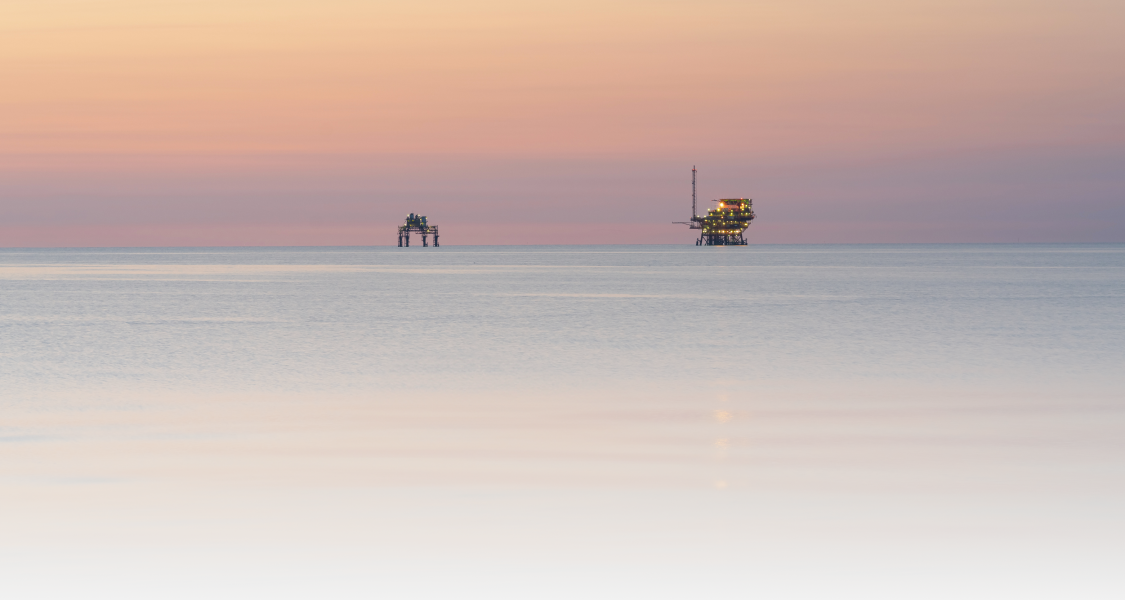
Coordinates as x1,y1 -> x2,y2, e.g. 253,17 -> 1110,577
1,244 -> 1122,598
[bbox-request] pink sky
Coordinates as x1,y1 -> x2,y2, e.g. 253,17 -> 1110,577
2,0 -> 1122,245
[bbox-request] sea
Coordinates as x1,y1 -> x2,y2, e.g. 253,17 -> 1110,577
1,244 -> 1123,598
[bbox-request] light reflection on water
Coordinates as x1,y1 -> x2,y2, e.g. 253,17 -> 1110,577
1,244 -> 1123,598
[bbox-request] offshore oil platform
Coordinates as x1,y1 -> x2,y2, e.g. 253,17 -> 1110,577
675,166 -> 756,245
397,213 -> 439,247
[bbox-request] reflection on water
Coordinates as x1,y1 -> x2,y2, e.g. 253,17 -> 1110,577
1,245 -> 1123,598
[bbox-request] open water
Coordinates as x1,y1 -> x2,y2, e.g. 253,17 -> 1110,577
1,244 -> 1123,598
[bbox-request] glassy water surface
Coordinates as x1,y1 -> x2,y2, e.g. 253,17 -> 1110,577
1,244 -> 1122,598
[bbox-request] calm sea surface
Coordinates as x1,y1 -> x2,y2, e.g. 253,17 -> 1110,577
1,244 -> 1123,598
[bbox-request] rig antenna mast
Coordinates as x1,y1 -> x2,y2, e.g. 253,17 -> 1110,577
692,165 -> 697,218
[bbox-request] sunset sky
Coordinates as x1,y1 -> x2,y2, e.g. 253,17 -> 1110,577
2,0 -> 1122,245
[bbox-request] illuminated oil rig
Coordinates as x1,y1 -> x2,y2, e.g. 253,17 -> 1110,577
674,166 -> 756,245
397,213 -> 439,247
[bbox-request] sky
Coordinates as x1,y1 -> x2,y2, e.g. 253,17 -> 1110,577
1,0 -> 1123,246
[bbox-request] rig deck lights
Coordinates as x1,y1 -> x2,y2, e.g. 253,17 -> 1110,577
674,166 -> 756,246
398,213 -> 439,247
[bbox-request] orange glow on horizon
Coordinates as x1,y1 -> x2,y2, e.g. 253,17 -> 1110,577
4,0 -> 1121,159
1,0 -> 1122,245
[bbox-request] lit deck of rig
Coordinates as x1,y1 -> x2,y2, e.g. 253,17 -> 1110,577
397,213 -> 439,247
674,166 -> 756,246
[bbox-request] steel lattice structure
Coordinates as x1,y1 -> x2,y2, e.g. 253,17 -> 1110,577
397,213 -> 439,247
674,166 -> 756,246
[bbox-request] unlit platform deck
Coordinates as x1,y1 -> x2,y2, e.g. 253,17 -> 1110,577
397,224 -> 438,247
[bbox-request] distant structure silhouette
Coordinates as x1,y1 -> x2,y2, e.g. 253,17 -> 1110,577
674,166 -> 756,245
398,213 -> 439,247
